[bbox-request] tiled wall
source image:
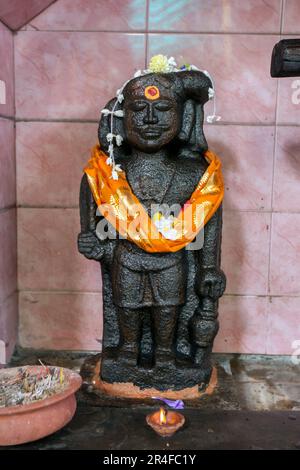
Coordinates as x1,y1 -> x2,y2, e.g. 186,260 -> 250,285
15,0 -> 300,355
0,20 -> 17,364
0,0 -> 56,30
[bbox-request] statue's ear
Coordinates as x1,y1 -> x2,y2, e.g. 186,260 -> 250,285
191,103 -> 208,153
98,98 -> 127,161
178,100 -> 208,157
178,99 -> 195,142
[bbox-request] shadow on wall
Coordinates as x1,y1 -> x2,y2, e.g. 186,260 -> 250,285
208,138 -> 246,354
285,142 -> 300,176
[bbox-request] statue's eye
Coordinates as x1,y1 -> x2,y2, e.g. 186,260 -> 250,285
155,102 -> 172,111
130,101 -> 147,111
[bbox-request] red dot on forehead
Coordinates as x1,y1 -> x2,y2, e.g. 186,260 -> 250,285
144,85 -> 160,100
148,87 -> 157,96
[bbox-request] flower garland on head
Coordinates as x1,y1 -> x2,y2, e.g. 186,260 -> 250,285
101,54 -> 221,180
101,80 -> 128,180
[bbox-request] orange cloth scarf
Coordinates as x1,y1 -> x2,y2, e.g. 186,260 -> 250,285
84,145 -> 224,253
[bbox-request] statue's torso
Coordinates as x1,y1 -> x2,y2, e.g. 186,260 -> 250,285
115,153 -> 208,270
125,153 -> 207,211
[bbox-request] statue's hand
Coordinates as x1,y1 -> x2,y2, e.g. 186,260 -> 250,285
78,231 -> 105,261
196,267 -> 226,300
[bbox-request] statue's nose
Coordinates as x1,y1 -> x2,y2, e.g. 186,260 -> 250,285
143,104 -> 159,124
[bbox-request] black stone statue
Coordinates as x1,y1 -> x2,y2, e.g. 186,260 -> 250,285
78,68 -> 226,392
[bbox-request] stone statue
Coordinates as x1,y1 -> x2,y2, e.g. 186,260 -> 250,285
78,56 -> 226,392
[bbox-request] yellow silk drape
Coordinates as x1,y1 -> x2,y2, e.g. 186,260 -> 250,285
84,145 -> 224,253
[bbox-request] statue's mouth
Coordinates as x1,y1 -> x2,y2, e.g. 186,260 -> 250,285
140,126 -> 167,139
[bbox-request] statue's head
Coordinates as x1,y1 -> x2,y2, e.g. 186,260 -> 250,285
99,70 -> 212,160
122,74 -> 182,152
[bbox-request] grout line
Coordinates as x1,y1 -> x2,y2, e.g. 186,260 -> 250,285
15,118 -> 100,123
224,209 -> 300,214
15,29 -> 285,36
0,290 -> 18,307
266,211 -> 274,295
18,205 -> 79,209
15,118 -> 300,127
266,120 -> 278,297
18,28 -> 147,34
0,114 -> 15,121
265,0 -> 284,352
267,12 -> 283,297
19,289 -> 102,295
0,17 -> 13,31
147,30 -> 282,36
12,30 -> 18,301
145,0 -> 149,69
280,0 -> 285,35
17,289 -> 300,299
0,205 -> 16,214
12,32 -> 16,119
16,205 -> 300,214
15,0 -> 57,32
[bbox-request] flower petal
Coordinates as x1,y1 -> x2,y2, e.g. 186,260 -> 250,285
116,135 -> 123,146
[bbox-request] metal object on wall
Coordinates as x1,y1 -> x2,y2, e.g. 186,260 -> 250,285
271,39 -> 300,78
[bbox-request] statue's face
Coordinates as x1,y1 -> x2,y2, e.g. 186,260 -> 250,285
123,78 -> 181,152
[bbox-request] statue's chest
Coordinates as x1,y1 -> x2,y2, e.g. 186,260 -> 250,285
125,158 -> 204,207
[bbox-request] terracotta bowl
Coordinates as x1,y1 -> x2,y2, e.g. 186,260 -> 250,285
0,366 -> 82,446
146,410 -> 185,437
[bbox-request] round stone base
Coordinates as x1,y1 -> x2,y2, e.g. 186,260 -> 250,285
97,366 -> 218,399
82,355 -> 218,400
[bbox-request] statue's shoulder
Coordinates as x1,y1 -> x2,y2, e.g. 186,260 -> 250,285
175,154 -> 209,179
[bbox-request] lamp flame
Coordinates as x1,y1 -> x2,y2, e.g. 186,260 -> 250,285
159,407 -> 167,425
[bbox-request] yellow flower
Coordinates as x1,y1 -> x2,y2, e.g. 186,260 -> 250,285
148,54 -> 169,73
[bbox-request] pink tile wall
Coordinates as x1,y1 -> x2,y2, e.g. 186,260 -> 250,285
282,0 -> 300,34
0,118 -> 15,209
14,0 -> 300,354
266,296 -> 300,355
0,0 -> 56,31
204,125 -> 275,211
14,31 -> 145,120
0,293 -> 18,362
19,291 -> 102,350
0,20 -> 17,364
29,0 -> 147,31
214,296 -> 268,354
273,126 -> 300,212
18,208 -> 101,292
16,122 -> 98,207
148,0 -> 282,33
222,211 -> 270,296
269,213 -> 300,296
0,21 -> 14,117
0,209 -> 17,303
149,34 -> 277,124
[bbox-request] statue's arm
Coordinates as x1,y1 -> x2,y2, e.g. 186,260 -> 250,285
78,174 -> 106,261
196,206 -> 226,300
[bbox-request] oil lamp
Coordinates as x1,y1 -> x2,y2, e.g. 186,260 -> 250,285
146,407 -> 185,437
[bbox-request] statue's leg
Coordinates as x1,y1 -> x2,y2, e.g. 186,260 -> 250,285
151,306 -> 179,364
118,307 -> 143,363
148,260 -> 186,366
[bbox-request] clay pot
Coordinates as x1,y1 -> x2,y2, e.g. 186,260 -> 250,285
146,409 -> 185,437
0,366 -> 82,446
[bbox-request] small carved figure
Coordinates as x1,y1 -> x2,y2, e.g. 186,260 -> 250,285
78,56 -> 226,391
